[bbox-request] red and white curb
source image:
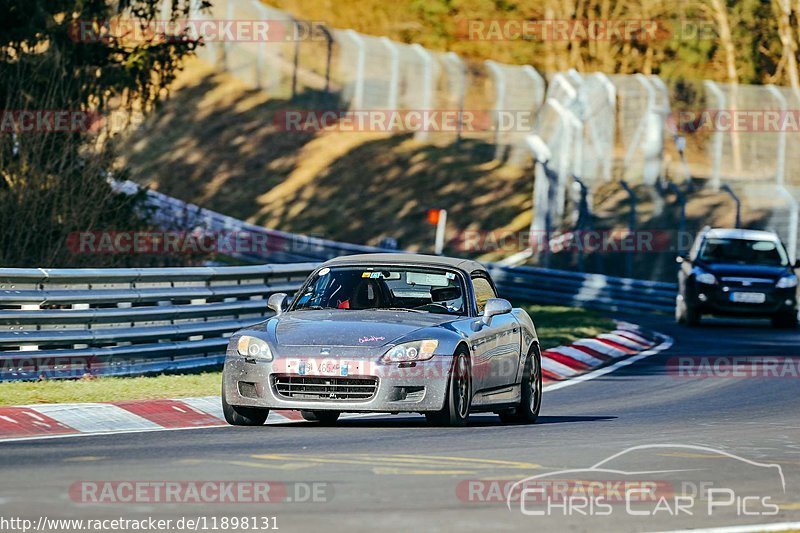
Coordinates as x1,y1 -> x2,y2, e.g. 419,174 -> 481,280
0,322 -> 667,443
541,322 -> 661,383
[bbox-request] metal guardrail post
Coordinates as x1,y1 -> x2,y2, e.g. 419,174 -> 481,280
720,184 -> 741,228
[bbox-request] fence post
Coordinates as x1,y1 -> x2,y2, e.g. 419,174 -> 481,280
412,44 -> 435,141
622,74 -> 654,178
767,85 -> 787,187
620,180 -> 637,278
381,38 -> 400,111
545,98 -> 581,222
290,17 -> 301,98
344,30 -> 365,110
666,182 -> 687,255
526,134 -> 552,264
485,60 -> 505,160
704,81 -> 725,190
442,52 -> 466,145
595,73 -> 616,182
777,186 -> 799,262
720,184 -> 741,228
318,25 -> 333,95
572,177 -> 592,272
223,0 -> 234,71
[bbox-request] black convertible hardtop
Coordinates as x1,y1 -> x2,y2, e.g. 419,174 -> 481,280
320,253 -> 487,276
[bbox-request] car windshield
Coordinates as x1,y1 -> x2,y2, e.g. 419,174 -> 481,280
697,237 -> 789,266
290,266 -> 467,315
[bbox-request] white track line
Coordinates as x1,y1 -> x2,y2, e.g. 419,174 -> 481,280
649,521 -> 800,533
543,333 -> 673,392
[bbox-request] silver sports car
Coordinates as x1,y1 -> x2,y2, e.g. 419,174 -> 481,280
221,253 -> 542,427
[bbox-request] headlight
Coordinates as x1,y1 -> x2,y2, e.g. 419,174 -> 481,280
777,274 -> 798,289
237,335 -> 273,361
693,268 -> 717,285
381,340 -> 438,363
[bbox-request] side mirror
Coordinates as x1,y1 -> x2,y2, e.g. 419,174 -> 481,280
268,293 -> 288,315
482,298 -> 512,326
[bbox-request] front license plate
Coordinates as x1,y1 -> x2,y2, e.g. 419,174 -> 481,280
730,292 -> 766,304
298,360 -> 349,376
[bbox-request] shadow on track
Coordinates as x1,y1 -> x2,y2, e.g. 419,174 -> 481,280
269,414 -> 617,429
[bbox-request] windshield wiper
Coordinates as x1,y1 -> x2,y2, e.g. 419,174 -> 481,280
377,307 -> 427,313
295,305 -> 327,311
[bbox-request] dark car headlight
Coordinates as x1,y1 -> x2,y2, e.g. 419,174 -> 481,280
381,340 -> 438,363
692,267 -> 717,285
237,335 -> 273,361
776,274 -> 798,289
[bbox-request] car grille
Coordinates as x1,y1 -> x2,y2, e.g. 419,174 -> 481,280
272,375 -> 378,402
720,277 -> 775,288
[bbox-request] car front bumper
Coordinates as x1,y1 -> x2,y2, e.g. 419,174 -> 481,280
687,282 -> 797,316
222,351 -> 454,413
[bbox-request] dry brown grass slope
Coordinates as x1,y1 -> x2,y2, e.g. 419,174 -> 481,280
121,57 -> 534,255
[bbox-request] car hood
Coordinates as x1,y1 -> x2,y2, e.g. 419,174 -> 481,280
698,262 -> 789,281
272,309 -> 457,347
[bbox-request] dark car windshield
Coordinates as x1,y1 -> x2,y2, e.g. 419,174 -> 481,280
697,238 -> 789,266
290,266 -> 467,315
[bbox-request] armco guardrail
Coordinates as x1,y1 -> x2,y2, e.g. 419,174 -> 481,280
488,264 -> 677,315
0,260 -> 677,381
0,263 -> 316,380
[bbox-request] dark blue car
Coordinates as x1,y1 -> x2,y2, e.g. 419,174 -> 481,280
676,228 -> 799,327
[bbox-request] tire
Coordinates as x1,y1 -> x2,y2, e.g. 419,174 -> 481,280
771,311 -> 798,329
221,383 -> 269,426
426,349 -> 471,427
300,411 -> 341,425
498,345 -> 542,424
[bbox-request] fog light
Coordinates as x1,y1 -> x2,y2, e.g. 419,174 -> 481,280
698,293 -> 708,302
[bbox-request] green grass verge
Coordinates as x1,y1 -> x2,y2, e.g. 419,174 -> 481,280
0,372 -> 223,407
0,305 -> 615,406
520,304 -> 616,350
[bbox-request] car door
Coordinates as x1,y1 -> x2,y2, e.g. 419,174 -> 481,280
470,273 -> 521,392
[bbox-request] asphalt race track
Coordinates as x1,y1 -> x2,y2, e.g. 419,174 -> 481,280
2,315 -> 800,532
